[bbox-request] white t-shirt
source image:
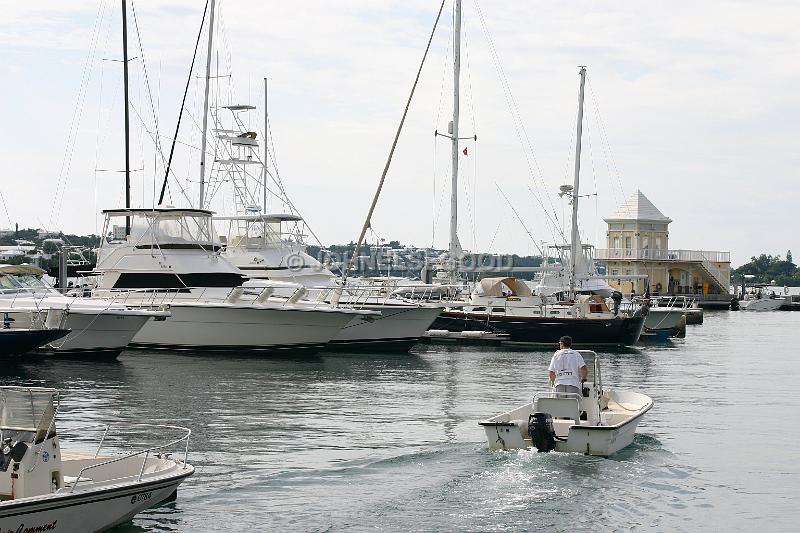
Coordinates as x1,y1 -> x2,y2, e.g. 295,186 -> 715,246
548,348 -> 586,388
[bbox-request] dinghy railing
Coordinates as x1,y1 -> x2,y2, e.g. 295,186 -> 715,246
69,424 -> 191,491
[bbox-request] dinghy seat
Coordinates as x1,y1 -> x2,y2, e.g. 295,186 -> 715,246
533,397 -> 581,425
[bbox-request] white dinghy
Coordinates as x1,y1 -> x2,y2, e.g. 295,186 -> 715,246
480,351 -> 653,456
0,387 -> 193,532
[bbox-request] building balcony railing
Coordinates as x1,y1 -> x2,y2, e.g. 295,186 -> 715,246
595,248 -> 730,263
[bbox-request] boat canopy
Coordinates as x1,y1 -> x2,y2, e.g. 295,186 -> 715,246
475,277 -> 533,297
0,387 -> 58,439
105,209 -> 221,247
0,265 -> 46,276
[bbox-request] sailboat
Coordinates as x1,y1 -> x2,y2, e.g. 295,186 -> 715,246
431,65 -> 645,347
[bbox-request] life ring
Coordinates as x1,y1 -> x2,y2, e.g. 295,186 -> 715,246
655,282 -> 663,293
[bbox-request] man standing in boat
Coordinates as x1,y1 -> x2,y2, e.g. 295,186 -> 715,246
548,336 -> 587,396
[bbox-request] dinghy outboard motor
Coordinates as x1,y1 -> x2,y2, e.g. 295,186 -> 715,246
527,412 -> 556,452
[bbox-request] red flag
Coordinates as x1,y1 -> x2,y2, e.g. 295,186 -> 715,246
462,147 -> 468,156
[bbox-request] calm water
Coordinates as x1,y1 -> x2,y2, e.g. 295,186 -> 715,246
2,310 -> 798,531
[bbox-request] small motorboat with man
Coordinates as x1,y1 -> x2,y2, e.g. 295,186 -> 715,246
0,386 -> 194,532
479,350 -> 653,456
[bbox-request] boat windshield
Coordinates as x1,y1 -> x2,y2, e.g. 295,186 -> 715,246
115,212 -> 220,248
0,273 -> 57,296
0,387 -> 58,441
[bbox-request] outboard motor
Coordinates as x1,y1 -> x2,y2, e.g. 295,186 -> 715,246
527,412 -> 556,453
611,291 -> 622,316
0,437 -> 28,472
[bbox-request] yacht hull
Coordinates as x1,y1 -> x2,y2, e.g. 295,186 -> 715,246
325,305 -> 443,352
431,312 -> 645,346
0,329 -> 70,356
130,303 -> 354,353
3,308 -> 152,357
740,298 -> 784,311
643,309 -> 684,331
480,410 -> 648,456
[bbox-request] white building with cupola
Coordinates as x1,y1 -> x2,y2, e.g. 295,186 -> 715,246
595,190 -> 732,308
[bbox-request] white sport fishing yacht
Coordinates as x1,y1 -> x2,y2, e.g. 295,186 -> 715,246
0,386 -> 193,531
0,265 -> 166,357
88,208 -> 374,353
218,214 -> 443,352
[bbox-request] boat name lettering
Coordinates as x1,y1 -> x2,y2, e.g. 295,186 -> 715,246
131,491 -> 152,504
6,520 -> 58,533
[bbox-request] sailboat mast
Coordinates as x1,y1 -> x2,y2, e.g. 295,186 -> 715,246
448,0 -> 462,271
569,66 -> 587,297
268,78 -> 269,214
198,0 -> 216,209
121,0 -> 131,235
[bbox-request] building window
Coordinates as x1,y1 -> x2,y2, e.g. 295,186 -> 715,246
655,237 -> 662,250
642,236 -> 649,249
625,269 -> 633,276
612,236 -> 620,249
623,223 -> 634,230
611,269 -> 619,276
625,236 -> 632,249
610,223 -> 622,230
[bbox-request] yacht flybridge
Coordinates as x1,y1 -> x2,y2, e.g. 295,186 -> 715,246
88,208 -> 376,353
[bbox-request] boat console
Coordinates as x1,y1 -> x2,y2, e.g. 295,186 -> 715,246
0,387 -> 63,500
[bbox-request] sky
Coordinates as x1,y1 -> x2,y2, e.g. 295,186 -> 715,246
1,0 -> 798,266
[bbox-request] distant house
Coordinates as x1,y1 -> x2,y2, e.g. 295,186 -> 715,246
37,229 -> 59,239
595,190 -> 732,308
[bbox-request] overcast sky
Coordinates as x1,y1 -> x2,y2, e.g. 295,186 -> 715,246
1,0 -> 798,266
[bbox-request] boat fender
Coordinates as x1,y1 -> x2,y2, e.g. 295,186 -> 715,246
527,412 -> 556,453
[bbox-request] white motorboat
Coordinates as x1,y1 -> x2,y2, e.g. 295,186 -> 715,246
0,386 -> 193,532
480,351 -> 653,456
740,292 -> 784,311
89,208 -> 374,353
218,215 -> 443,352
0,265 -> 167,357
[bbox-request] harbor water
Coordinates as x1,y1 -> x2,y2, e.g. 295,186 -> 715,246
2,310 -> 797,531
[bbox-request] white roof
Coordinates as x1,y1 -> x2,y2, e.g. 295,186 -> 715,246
604,190 -> 672,223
